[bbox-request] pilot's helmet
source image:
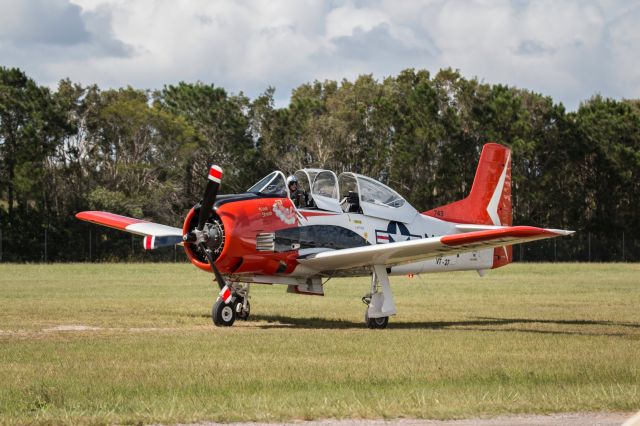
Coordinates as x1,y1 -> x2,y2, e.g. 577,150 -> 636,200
287,175 -> 298,187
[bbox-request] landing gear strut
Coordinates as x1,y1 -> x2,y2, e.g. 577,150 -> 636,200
362,265 -> 396,329
234,284 -> 251,321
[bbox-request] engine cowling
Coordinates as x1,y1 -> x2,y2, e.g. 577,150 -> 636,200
183,197 -> 302,276
182,205 -> 225,272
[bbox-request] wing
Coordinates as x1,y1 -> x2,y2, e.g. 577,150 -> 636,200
76,211 -> 183,249
297,226 -> 573,272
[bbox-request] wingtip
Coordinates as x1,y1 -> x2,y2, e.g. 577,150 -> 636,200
546,228 -> 575,236
76,211 -> 103,221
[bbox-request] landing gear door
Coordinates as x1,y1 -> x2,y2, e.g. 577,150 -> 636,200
310,171 -> 342,213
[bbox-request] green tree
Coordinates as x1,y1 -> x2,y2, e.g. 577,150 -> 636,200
0,67 -> 71,220
84,87 -> 198,226
155,82 -> 257,194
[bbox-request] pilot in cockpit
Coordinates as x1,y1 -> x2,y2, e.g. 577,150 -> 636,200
287,175 -> 306,208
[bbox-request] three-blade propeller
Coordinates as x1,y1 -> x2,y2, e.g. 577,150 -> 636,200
142,165 -> 228,289
192,165 -> 227,290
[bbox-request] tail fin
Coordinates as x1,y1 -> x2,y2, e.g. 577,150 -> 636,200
424,143 -> 512,267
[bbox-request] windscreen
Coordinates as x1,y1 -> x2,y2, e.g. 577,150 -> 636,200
247,172 -> 286,195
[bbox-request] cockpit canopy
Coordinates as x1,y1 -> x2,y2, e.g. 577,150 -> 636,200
247,168 -> 418,223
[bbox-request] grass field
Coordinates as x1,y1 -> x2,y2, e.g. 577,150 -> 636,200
0,263 -> 639,425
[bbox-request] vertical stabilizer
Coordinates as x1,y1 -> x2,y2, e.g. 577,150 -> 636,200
424,143 -> 512,268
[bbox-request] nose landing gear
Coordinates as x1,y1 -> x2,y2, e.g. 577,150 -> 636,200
211,283 -> 250,327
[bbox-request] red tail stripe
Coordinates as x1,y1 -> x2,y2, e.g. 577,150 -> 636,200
423,143 -> 512,226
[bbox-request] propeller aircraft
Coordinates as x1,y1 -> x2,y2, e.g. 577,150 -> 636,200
77,143 -> 573,328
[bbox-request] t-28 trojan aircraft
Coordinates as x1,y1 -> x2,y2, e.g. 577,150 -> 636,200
77,143 -> 573,328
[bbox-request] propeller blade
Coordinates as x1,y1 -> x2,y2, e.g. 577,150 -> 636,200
197,165 -> 223,231
143,235 -> 183,250
188,164 -> 226,290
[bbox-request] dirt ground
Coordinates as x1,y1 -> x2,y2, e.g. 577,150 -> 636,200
174,411 -> 637,426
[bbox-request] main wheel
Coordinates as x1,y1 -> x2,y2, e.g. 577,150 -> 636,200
235,299 -> 250,320
365,311 -> 389,329
212,299 -> 236,327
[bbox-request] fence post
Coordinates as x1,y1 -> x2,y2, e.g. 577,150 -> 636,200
0,228 -> 2,262
44,228 -> 48,263
622,232 -> 625,262
89,230 -> 92,262
588,232 -> 591,262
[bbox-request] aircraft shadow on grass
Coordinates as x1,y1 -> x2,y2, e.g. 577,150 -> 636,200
244,314 -> 640,336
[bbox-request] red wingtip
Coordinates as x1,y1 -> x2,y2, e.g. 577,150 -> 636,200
441,226 -> 558,247
75,211 -> 145,230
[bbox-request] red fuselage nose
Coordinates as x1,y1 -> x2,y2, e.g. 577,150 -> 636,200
183,196 -> 300,275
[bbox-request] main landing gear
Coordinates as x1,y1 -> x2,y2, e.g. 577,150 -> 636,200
361,265 -> 397,329
212,283 -> 250,327
364,311 -> 389,329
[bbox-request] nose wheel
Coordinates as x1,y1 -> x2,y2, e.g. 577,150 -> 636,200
211,283 -> 250,327
212,299 -> 236,326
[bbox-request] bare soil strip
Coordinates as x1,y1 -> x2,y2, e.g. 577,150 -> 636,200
173,412 -> 634,426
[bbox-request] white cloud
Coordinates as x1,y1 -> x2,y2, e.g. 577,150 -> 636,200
325,4 -> 388,38
0,0 -> 638,109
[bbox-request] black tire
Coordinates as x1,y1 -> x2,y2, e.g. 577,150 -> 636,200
365,311 -> 389,329
212,299 -> 236,327
235,299 -> 250,320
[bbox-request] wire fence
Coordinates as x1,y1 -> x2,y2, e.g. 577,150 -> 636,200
0,226 -> 190,263
0,227 -> 637,263
514,231 -> 639,263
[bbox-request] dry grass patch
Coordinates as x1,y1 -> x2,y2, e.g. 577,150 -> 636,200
0,263 -> 639,425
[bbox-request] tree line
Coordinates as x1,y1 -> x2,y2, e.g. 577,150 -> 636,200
0,66 -> 638,262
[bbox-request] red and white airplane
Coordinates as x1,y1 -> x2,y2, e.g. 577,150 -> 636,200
77,143 -> 573,328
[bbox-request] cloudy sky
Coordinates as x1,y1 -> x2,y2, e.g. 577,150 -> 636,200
1,0 -> 638,109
